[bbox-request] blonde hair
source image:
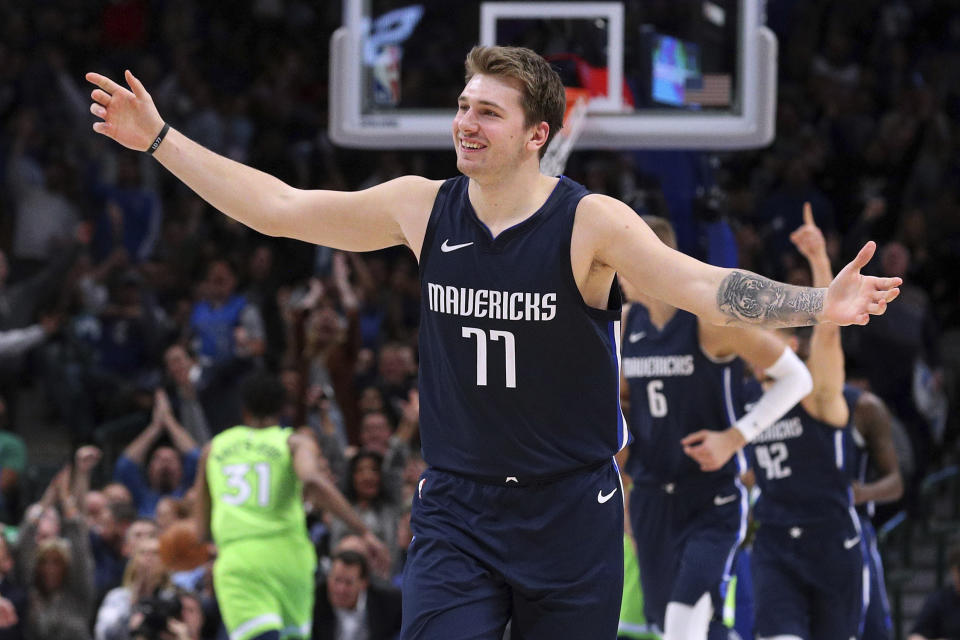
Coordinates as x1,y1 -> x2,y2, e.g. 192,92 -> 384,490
33,538 -> 72,593
35,538 -> 71,566
465,46 -> 566,158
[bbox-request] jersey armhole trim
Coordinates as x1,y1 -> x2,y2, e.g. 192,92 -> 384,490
565,196 -> 621,322
418,177 -> 457,275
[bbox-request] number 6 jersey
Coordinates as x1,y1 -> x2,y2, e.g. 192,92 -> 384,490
621,304 -> 747,485
418,175 -> 625,478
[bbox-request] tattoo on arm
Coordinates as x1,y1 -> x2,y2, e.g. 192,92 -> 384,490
717,271 -> 824,327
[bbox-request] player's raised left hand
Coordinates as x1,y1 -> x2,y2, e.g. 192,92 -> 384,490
86,70 -> 165,152
823,241 -> 901,326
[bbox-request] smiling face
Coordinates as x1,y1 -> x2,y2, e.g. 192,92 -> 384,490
352,456 -> 382,502
452,74 -> 545,180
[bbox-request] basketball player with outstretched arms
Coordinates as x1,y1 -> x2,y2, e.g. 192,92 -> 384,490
88,46 -> 900,639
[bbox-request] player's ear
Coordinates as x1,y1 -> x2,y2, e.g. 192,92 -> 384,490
527,121 -> 549,153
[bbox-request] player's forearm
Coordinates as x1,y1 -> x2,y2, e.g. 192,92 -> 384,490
152,128 -> 299,238
192,494 -> 211,541
715,270 -> 825,329
307,474 -> 370,536
732,348 -> 812,442
857,472 -> 904,505
807,322 -> 844,396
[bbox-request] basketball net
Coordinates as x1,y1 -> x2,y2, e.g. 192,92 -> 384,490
540,88 -> 590,177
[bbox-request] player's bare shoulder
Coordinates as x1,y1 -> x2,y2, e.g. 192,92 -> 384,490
573,193 -> 654,250
378,175 -> 444,259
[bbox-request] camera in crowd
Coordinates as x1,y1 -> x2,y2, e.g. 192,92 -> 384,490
131,588 -> 183,640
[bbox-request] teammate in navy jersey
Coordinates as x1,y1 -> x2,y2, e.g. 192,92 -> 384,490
618,216 -> 812,640
795,207 -> 903,640
748,206 -> 869,640
87,47 -> 901,639
844,384 -> 903,640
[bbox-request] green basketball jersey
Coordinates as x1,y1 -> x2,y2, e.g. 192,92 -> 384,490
207,426 -> 308,547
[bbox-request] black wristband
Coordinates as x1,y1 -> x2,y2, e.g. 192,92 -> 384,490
146,122 -> 170,155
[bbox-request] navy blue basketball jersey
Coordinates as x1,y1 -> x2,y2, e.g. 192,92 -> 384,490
747,386 -> 856,527
621,304 -> 746,483
843,385 -> 876,519
417,175 -> 625,477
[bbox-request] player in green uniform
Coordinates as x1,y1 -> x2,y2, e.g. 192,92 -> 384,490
192,371 -> 388,640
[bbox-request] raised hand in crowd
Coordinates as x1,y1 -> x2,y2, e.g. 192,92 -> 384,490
123,389 -> 198,466
395,389 -> 420,444
71,445 -> 103,508
0,596 -> 17,629
332,252 -> 359,312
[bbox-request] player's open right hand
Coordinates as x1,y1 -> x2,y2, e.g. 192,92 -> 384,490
86,70 -> 165,152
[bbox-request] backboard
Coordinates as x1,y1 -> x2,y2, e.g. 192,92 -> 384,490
330,0 -> 777,149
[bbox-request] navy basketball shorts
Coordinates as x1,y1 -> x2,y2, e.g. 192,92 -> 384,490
860,517 -> 892,640
752,521 -> 865,640
629,478 -> 746,634
400,461 -> 624,640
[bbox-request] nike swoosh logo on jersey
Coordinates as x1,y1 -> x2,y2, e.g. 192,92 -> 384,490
713,494 -> 737,506
843,535 -> 861,550
628,331 -> 646,343
441,239 -> 474,253
597,488 -> 618,503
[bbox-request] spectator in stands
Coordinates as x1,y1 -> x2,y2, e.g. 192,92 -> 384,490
909,543 -> 960,640
327,451 -> 400,574
241,243 -> 286,369
113,390 -> 200,517
90,157 -> 163,266
103,483 -> 135,509
0,240 -> 77,350
171,588 -> 206,640
94,534 -> 168,640
189,258 -> 264,364
844,240 -> 942,510
163,340 -> 253,440
370,342 -> 417,426
6,112 -> 81,280
0,396 -> 25,523
0,315 -> 60,362
0,534 -> 27,640
154,496 -> 190,532
290,253 -> 363,444
312,549 -> 402,640
350,396 -> 418,502
83,491 -> 109,530
302,381 -> 348,484
19,447 -> 98,640
89,497 -> 137,606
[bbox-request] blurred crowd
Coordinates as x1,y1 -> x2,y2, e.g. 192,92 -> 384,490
0,0 -> 956,638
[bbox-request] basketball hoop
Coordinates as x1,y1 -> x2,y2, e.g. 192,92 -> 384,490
541,88 -> 590,177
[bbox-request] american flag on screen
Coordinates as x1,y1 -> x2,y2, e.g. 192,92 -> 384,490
684,73 -> 732,106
